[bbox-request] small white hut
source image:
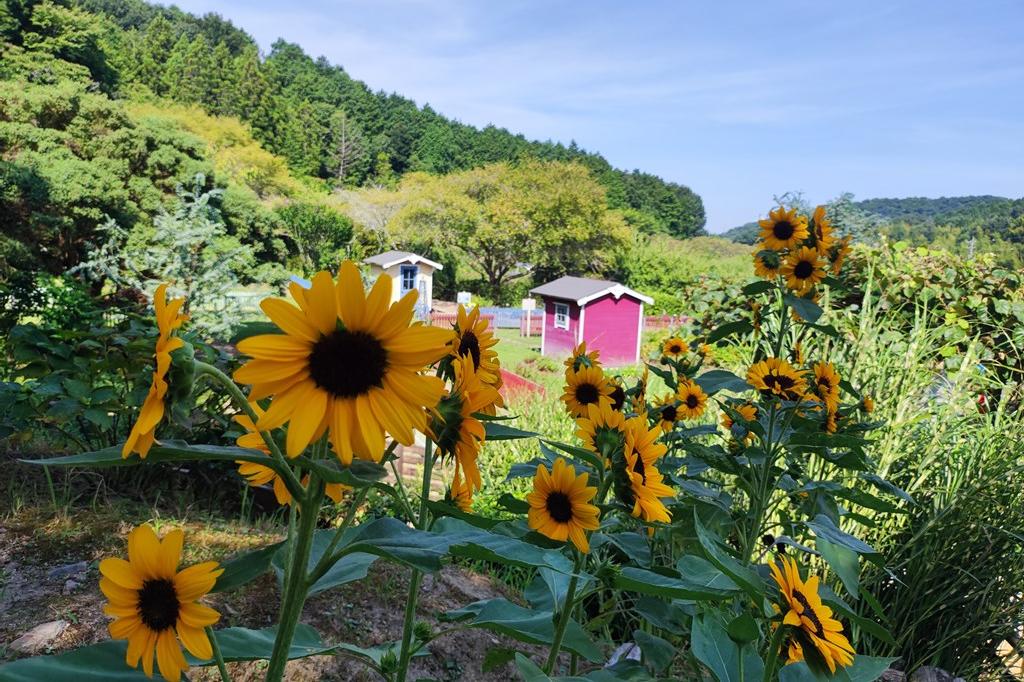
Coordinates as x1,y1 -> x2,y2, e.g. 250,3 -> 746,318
363,251 -> 442,316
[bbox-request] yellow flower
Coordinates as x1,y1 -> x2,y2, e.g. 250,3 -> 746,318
781,247 -> 826,296
676,379 -> 707,420
698,343 -> 713,360
562,365 -> 613,418
662,336 -> 687,359
100,525 -> 222,682
620,419 -> 673,524
526,457 -> 600,553
576,401 -> 629,458
449,304 -> 501,386
829,236 -> 852,275
753,250 -> 782,279
653,393 -> 681,432
447,466 -> 473,513
747,358 -> 807,402
123,284 -> 189,459
720,402 -> 759,442
430,355 -> 501,491
234,262 -> 450,464
607,376 -> 627,412
862,395 -> 875,413
811,362 -> 841,413
758,206 -> 809,251
792,342 -> 804,365
811,205 -> 834,255
564,341 -> 601,373
770,555 -> 855,673
631,365 -> 650,414
824,410 -> 838,434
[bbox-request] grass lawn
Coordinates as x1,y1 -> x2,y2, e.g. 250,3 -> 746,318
494,328 -> 543,369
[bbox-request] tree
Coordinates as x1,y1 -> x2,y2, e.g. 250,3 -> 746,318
21,0 -> 115,87
277,202 -> 353,271
327,110 -> 367,185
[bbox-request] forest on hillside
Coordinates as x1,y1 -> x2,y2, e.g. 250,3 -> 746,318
0,0 -> 708,307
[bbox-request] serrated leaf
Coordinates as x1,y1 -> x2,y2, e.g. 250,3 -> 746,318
784,294 -> 823,323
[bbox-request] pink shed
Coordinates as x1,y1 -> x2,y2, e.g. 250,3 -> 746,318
529,277 -> 653,367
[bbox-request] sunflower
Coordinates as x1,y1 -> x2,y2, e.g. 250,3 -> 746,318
607,377 -> 627,411
770,555 -> 855,673
698,343 -> 713,361
526,457 -> 600,553
618,419 -> 673,524
234,262 -> 450,464
823,411 -> 838,434
751,302 -> 762,333
562,365 -> 613,418
781,247 -> 826,295
720,402 -> 759,442
100,525 -> 222,682
792,342 -> 804,365
447,466 -> 473,513
449,304 -> 501,385
576,401 -> 629,458
564,341 -> 601,373
861,395 -> 875,413
123,284 -> 189,459
811,205 -> 834,255
631,365 -> 650,414
829,236 -> 852,275
662,336 -> 687,360
758,206 -> 809,251
430,355 -> 501,491
747,358 -> 806,402
753,250 -> 782,280
811,362 -> 841,413
676,379 -> 707,419
653,393 -> 681,432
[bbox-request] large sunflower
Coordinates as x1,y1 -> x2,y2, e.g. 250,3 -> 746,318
758,206 -> 809,251
829,236 -> 852,275
781,247 -> 826,295
811,361 -> 841,413
430,355 -> 501,491
562,365 -> 613,418
449,304 -> 501,385
753,250 -> 782,280
526,457 -> 600,553
619,419 -> 673,524
564,341 -> 601,373
576,401 -> 629,458
123,284 -> 189,459
100,525 -> 222,682
676,379 -> 707,420
747,358 -> 806,402
770,555 -> 855,673
234,262 -> 450,464
662,336 -> 687,360
653,393 -> 681,432
811,205 -> 834,255
607,376 -> 627,412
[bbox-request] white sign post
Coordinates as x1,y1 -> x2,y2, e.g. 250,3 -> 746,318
522,298 -> 536,337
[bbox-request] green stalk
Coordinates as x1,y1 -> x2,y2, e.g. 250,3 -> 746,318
264,474 -> 323,682
395,439 -> 435,682
763,622 -> 788,682
307,486 -> 370,585
543,550 -> 587,674
205,626 -> 232,682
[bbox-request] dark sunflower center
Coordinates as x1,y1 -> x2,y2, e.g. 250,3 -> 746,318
794,260 -> 814,279
773,220 -> 794,241
661,405 -> 677,423
137,578 -> 179,631
609,386 -> 626,411
792,589 -> 825,637
817,378 -> 832,391
764,373 -> 795,391
545,491 -> 573,523
308,329 -> 388,398
575,382 -> 600,405
669,344 -> 682,354
685,394 -> 699,409
458,331 -> 482,370
631,453 -> 648,484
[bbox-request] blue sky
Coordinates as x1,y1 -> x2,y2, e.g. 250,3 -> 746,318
171,0 -> 1024,232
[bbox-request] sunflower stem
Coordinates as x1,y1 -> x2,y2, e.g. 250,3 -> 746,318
543,549 -> 586,674
205,626 -> 232,682
307,486 -> 369,586
763,620 -> 789,682
193,360 -> 304,500
396,439 -> 435,682
264,473 -> 323,682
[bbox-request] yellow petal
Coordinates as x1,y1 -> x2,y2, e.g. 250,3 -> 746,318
176,623 -> 213,660
100,558 -> 143,589
158,529 -> 183,576
307,271 -> 340,335
285,386 -> 328,457
236,334 -> 312,359
261,298 -> 319,342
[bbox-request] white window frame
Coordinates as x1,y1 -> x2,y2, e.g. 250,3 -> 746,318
553,302 -> 570,330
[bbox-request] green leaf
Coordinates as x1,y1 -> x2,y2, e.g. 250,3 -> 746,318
514,653 -> 551,682
444,598 -> 602,662
436,518 -> 576,575
483,646 -> 519,673
426,500 -> 504,529
614,566 -> 737,601
634,596 -> 689,635
592,531 -> 651,567
505,456 -> 550,481
694,370 -> 752,395
335,517 -> 450,572
741,280 -> 775,296
497,493 -> 530,514
691,612 -> 764,682
859,473 -> 914,505
0,625 -> 333,681
303,551 -> 378,596
694,512 -> 765,601
19,440 -> 271,468
726,613 -> 759,644
784,294 -> 823,323
541,439 -> 603,471
778,656 -> 897,682
295,456 -> 387,487
485,422 -> 539,441
817,538 -> 860,599
805,515 -> 878,557
676,555 -> 743,594
633,629 -> 674,673
212,541 -> 283,593
706,321 -> 754,344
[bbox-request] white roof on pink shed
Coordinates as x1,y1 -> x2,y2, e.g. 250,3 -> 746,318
530,276 -> 653,306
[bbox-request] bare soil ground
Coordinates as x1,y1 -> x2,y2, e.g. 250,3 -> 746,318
0,504 -> 548,681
